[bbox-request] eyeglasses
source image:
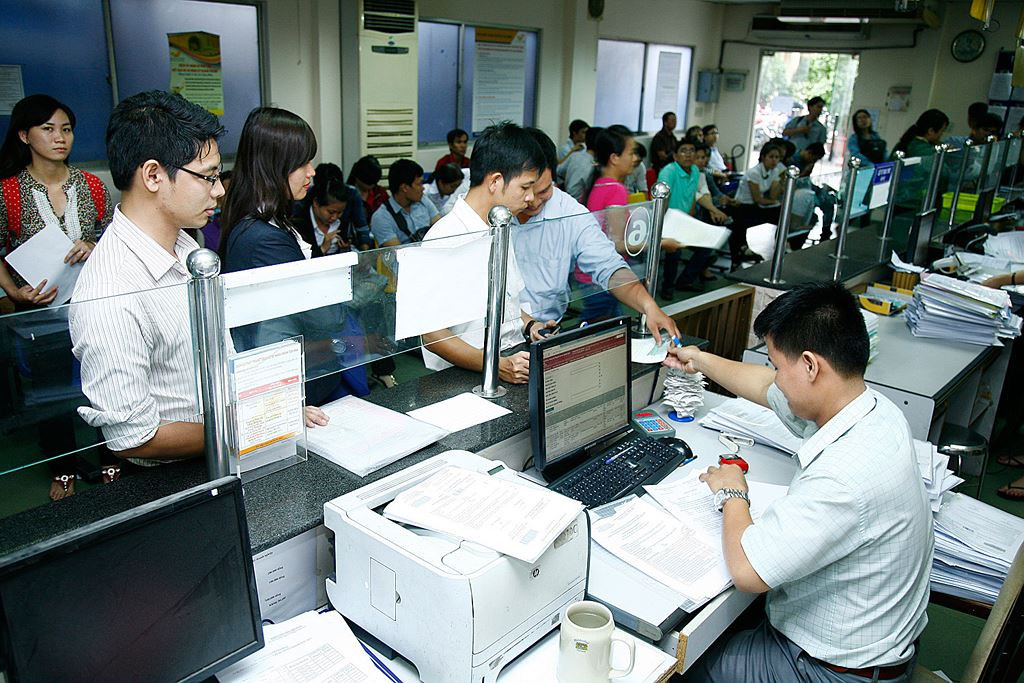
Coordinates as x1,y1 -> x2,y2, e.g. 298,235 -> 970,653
169,164 -> 223,187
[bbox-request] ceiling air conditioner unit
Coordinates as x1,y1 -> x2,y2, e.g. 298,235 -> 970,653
750,15 -> 869,40
358,0 -> 417,176
776,0 -> 940,27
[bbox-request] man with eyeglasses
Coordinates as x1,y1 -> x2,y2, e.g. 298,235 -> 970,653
70,91 -> 224,465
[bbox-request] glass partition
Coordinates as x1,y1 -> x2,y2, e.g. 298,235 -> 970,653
998,136 -> 1022,202
0,283 -> 202,518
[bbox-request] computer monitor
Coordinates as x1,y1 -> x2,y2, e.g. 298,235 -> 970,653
0,476 -> 263,683
529,316 -> 632,479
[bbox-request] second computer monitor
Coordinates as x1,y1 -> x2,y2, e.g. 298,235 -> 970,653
529,316 -> 632,478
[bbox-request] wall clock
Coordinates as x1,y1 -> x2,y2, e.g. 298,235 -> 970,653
951,29 -> 986,63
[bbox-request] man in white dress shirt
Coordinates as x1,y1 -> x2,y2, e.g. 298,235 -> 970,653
70,91 -> 225,464
421,121 -> 555,384
671,282 -> 932,683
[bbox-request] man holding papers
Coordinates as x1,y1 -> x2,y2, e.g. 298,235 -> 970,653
512,128 -> 680,341
669,282 -> 932,683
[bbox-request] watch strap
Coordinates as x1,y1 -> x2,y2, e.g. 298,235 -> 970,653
716,487 -> 750,512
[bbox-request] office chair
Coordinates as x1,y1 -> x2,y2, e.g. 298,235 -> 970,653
912,543 -> 1024,682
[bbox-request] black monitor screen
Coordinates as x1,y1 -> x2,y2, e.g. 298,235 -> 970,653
0,477 -> 263,683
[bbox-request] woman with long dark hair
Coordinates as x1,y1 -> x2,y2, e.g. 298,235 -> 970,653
0,94 -> 114,500
222,107 -> 369,408
293,162 -> 370,255
847,109 -> 887,165
891,109 -> 949,210
0,95 -> 111,308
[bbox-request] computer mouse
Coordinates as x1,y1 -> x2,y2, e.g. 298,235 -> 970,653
658,437 -> 693,458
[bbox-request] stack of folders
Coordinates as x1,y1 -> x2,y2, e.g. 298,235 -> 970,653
698,397 -> 803,455
914,439 -> 962,513
905,272 -> 1022,346
861,309 -> 879,363
931,493 -> 1024,604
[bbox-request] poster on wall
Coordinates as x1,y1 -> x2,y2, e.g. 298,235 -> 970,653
886,86 -> 911,113
168,31 -> 224,115
653,52 -> 682,116
472,28 -> 526,134
0,65 -> 24,115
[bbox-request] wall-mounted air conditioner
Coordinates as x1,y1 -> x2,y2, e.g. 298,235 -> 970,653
358,0 -> 417,176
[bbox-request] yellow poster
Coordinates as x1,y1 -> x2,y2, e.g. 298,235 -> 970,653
168,31 -> 224,115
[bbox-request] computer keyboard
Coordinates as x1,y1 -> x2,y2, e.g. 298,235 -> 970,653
549,434 -> 693,508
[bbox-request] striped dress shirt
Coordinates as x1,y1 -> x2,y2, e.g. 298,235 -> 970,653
70,208 -> 202,460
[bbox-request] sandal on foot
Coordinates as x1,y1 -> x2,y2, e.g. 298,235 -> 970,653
997,454 -> 1024,468
50,474 -> 76,501
997,484 -> 1024,501
101,465 -> 121,485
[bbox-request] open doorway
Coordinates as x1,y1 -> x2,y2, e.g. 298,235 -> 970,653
749,51 -> 860,176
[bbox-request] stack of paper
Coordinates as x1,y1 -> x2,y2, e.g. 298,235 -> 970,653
217,610 -> 392,682
985,231 -> 1024,263
931,493 -> 1024,604
383,466 -> 583,563
305,396 -> 448,476
861,309 -> 879,363
891,251 -> 926,274
905,272 -> 1022,346
914,439 -> 963,513
698,397 -> 804,454
661,208 -> 731,250
662,370 -> 705,419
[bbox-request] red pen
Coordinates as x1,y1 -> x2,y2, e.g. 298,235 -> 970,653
719,454 -> 749,473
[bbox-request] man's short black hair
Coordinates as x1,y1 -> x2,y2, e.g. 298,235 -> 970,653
468,121 -> 544,187
675,136 -> 699,153
702,123 -> 718,135
569,119 -> 589,136
752,281 -> 869,377
662,111 -> 676,124
584,126 -> 604,151
804,142 -> 826,158
446,128 -> 468,145
976,112 -> 1004,133
968,101 -> 989,126
106,90 -> 224,191
388,158 -> 424,195
693,142 -> 709,155
524,127 -> 558,175
807,96 -> 826,108
434,162 -> 464,184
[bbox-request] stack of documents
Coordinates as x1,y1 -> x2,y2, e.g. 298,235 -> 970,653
383,466 -> 583,563
915,439 -> 963,513
861,309 -> 879,363
931,493 -> 1024,604
305,396 -> 448,476
217,610 -> 392,682
662,370 -> 705,419
698,397 -> 803,454
985,231 -> 1024,263
905,272 -> 1022,346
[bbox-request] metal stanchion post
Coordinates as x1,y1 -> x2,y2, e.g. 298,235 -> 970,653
947,139 -> 973,233
636,181 -> 670,337
187,248 -> 232,480
880,151 -> 904,247
830,157 -> 861,280
473,206 -> 512,399
764,166 -> 800,285
923,144 -> 948,213
1007,133 -> 1021,193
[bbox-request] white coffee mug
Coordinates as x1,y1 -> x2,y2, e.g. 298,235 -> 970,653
556,600 -> 635,683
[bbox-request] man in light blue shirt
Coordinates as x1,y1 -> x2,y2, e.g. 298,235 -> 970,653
370,159 -> 440,245
783,96 -> 827,156
670,282 -> 931,683
513,128 -> 679,342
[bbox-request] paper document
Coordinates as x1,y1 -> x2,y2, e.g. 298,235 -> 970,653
305,396 -> 448,476
645,470 -> 789,540
935,493 -> 1024,565
406,391 -> 512,433
661,209 -> 731,250
216,610 -> 391,683
699,397 -> 805,454
4,224 -> 83,305
231,339 -> 305,457
394,235 -> 491,340
384,465 -> 583,563
631,336 -> 669,364
590,496 -> 731,604
891,251 -> 926,274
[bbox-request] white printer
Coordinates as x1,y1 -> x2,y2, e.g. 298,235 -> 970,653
324,450 -> 589,683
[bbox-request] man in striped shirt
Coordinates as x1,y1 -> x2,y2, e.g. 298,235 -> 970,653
70,91 -> 225,465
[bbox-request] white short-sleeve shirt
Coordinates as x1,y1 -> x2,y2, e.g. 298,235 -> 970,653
735,163 -> 784,206
740,384 -> 933,668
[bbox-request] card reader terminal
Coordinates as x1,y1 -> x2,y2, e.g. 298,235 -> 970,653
631,410 -> 675,438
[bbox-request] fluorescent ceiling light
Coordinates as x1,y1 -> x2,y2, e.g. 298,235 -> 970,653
777,15 -> 867,24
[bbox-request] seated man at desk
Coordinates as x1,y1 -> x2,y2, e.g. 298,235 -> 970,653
514,128 -> 680,342
420,122 -> 551,383
69,91 -> 225,464
669,282 -> 932,683
370,158 -> 440,245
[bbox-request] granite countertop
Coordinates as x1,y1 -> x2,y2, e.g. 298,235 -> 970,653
0,347 -> 687,557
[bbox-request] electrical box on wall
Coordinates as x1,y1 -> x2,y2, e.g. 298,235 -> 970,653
697,70 -> 721,103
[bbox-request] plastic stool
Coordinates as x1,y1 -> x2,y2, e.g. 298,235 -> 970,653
938,423 -> 988,498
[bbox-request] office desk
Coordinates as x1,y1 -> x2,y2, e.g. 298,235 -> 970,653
590,392 -> 798,674
742,313 -> 1010,445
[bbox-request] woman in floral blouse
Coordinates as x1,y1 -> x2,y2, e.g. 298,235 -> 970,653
0,94 -> 114,500
0,94 -> 112,308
